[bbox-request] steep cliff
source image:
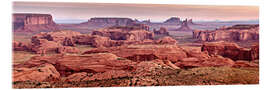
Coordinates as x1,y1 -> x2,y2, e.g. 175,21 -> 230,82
201,41 -> 259,61
13,13 -> 59,32
193,24 -> 259,41
176,19 -> 193,31
80,17 -> 135,26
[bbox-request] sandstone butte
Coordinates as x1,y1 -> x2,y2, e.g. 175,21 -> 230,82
175,18 -> 193,31
13,13 -> 59,32
193,24 -> 259,41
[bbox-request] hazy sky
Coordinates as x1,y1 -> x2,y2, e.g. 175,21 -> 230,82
13,2 -> 259,22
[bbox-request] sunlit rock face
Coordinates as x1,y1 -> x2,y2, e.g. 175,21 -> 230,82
193,24 -> 259,41
13,13 -> 59,32
201,41 -> 259,61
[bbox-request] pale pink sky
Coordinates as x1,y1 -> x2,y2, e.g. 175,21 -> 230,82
13,2 -> 259,22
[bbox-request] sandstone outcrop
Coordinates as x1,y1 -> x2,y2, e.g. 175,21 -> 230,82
13,13 -> 59,32
13,41 -> 31,51
31,37 -> 80,54
233,60 -> 259,68
18,53 -> 137,76
176,19 -> 193,31
13,63 -> 60,82
201,41 -> 259,61
155,36 -> 177,45
250,44 -> 259,60
92,29 -> 154,41
153,27 -> 169,36
32,30 -> 82,46
83,44 -> 187,63
56,46 -> 80,54
31,39 -> 63,54
193,24 -> 259,41
175,55 -> 235,68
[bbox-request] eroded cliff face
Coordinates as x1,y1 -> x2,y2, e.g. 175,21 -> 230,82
92,28 -> 154,41
201,41 -> 259,61
80,17 -> 135,26
13,13 -> 59,32
193,24 -> 259,41
176,19 -> 193,31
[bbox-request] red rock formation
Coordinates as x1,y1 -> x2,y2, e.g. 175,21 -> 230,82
92,29 -> 154,41
175,55 -> 235,68
13,13 -> 59,32
88,35 -> 113,47
13,41 -> 31,51
13,63 -> 60,82
31,39 -> 63,54
83,70 -> 132,81
155,36 -> 177,45
153,27 -> 169,36
183,48 -> 210,60
83,44 -> 187,63
72,34 -> 93,45
176,19 -> 193,31
56,46 -> 80,54
32,30 -> 82,46
193,24 -> 259,41
233,60 -> 259,68
29,31 -> 84,54
251,44 -> 259,60
19,53 -> 136,76
201,41 -> 259,61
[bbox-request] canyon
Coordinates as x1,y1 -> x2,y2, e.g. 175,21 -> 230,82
12,13 -> 259,88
